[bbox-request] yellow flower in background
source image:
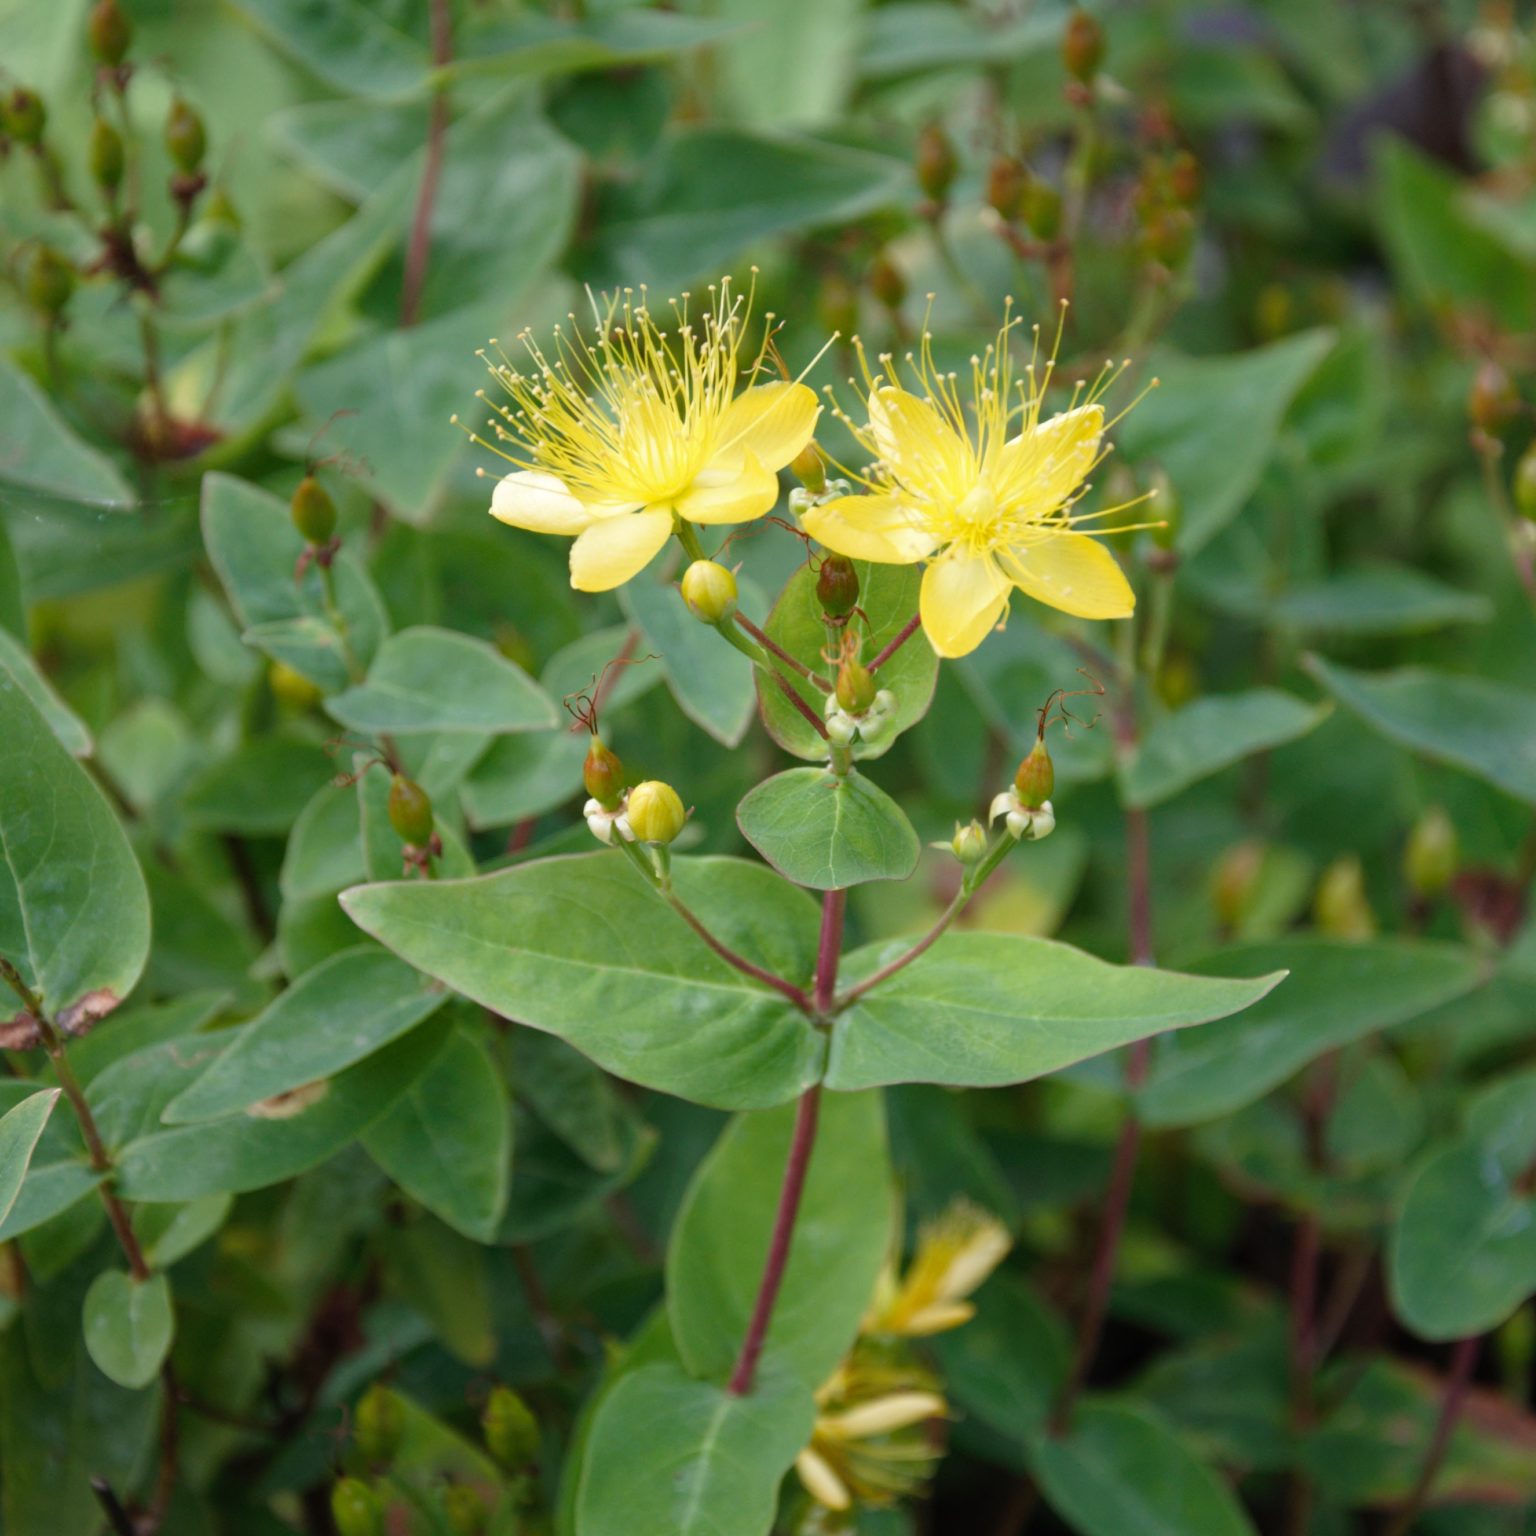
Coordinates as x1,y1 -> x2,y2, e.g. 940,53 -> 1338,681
795,1350 -> 947,1514
802,311 -> 1143,658
864,1200 -> 1011,1337
469,276 -> 820,592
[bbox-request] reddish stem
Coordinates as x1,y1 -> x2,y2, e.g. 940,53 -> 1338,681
399,0 -> 453,327
769,666 -> 831,740
868,613 -> 922,672
1383,1336 -> 1481,1536
1125,806 -> 1154,966
813,889 -> 846,1014
735,612 -> 830,691
666,892 -> 813,1013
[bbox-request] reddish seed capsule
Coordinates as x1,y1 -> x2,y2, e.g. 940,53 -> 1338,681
1013,739 -> 1054,809
87,0 -> 132,66
1061,8 -> 1105,83
290,474 -> 337,546
583,739 -> 625,809
387,775 -> 434,848
915,121 -> 958,203
836,655 -> 877,714
816,556 -> 859,618
2,88 -> 46,145
869,253 -> 907,311
165,97 -> 206,173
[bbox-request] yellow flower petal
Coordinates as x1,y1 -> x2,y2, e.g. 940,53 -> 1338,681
710,380 -> 820,474
491,471 -> 600,535
568,508 -> 673,592
802,493 -> 937,565
870,386 -> 969,496
897,1301 -> 976,1337
796,1448 -> 852,1512
920,550 -> 1009,658
999,531 -> 1134,620
675,451 -> 778,526
994,403 -> 1103,514
821,1392 -> 947,1439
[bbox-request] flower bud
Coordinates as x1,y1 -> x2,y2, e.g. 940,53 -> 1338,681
290,474 -> 337,546
387,775 -> 434,849
1404,806 -> 1458,898
792,442 -> 827,495
1020,178 -> 1062,241
626,780 -> 686,845
582,739 -> 625,809
816,556 -> 859,618
269,660 -> 322,710
483,1385 -> 539,1471
441,1485 -> 486,1536
1062,8 -> 1105,82
88,0 -> 131,65
680,560 -> 737,624
24,245 -> 75,316
2,88 -> 46,145
1469,360 -> 1519,438
836,654 -> 877,714
986,156 -> 1027,221
947,820 -> 988,865
164,97 -> 206,173
915,122 -> 957,203
1514,441 -> 1536,523
89,117 -> 124,193
331,1478 -> 382,1536
1013,739 -> 1054,809
1147,465 -> 1180,551
1168,149 -> 1202,205
1313,855 -> 1376,941
869,253 -> 907,311
1210,839 -> 1264,931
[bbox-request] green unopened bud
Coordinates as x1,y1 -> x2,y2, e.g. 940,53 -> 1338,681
2,88 -> 46,145
290,474 -> 337,545
331,1478 -> 382,1536
89,117 -> 124,193
1314,855 -> 1376,941
986,156 -> 1027,221
354,1383 -> 404,1465
792,442 -> 827,495
836,654 -> 877,714
87,0 -> 131,65
1147,466 -> 1180,551
1469,360 -> 1519,438
483,1385 -> 540,1471
164,97 -> 206,172
24,245 -> 75,316
1168,149 -> 1202,205
1021,178 -> 1062,241
626,780 -> 686,845
1013,738 -> 1054,809
915,121 -> 957,203
816,556 -> 858,617
869,253 -> 906,311
441,1485 -> 486,1536
387,776 -> 434,849
1404,807 -> 1458,898
946,820 -> 988,865
1210,839 -> 1264,931
269,660 -> 322,711
583,739 -> 625,809
1062,8 -> 1105,82
680,560 -> 737,624
1514,441 -> 1536,523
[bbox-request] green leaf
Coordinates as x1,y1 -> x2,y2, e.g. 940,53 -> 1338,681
363,1024 -> 511,1242
1118,330 -> 1333,556
1138,939 -> 1481,1128
0,628 -> 90,756
342,854 -> 825,1110
825,934 -> 1284,1092
860,4 -> 1058,79
356,758 -> 477,881
201,472 -> 389,692
737,767 -> 921,891
0,1090 -> 59,1229
1306,655 -> 1536,805
453,10 -> 737,84
231,0 -> 428,97
1264,564 -> 1491,635
575,1362 -> 816,1536
0,679 -> 149,1033
758,560 -> 936,763
109,1014 -> 453,1200
281,782 -> 368,901
668,1090 -> 892,1387
711,0 -> 860,129
513,1029 -> 645,1174
181,735 -> 334,836
327,626 -> 556,736
1030,1401 -> 1259,1536
586,128 -> 907,290
1118,690 -> 1330,809
0,357 -> 134,508
134,1194 -> 232,1269
0,515 -> 23,637
620,572 -> 760,748
162,949 -> 448,1123
82,1271 -> 174,1390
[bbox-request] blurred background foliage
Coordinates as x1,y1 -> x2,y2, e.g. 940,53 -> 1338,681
2,0 -> 1536,1533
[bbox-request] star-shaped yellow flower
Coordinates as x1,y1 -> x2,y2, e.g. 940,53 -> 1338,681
469,277 -> 819,592
802,317 -> 1137,657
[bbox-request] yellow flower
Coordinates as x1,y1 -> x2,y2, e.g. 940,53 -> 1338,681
864,1200 -> 1011,1337
469,277 -> 820,592
795,1351 -> 947,1514
802,313 -> 1141,657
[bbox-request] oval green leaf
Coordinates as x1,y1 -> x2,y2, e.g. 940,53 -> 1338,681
0,1089 -> 60,1229
82,1270 -> 174,1391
